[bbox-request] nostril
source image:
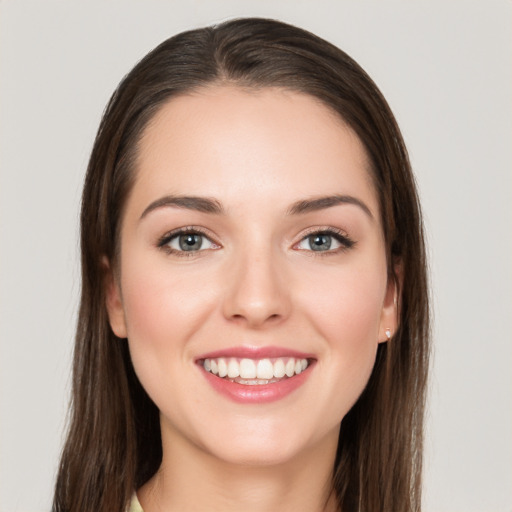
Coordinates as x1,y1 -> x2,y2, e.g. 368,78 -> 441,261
227,311 -> 283,327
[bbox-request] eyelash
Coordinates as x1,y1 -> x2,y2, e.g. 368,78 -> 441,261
157,226 -> 356,257
157,226 -> 219,257
294,227 -> 356,255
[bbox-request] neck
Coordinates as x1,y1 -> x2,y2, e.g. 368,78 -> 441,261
138,423 -> 339,512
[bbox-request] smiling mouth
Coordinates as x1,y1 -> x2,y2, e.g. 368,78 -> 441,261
201,357 -> 311,386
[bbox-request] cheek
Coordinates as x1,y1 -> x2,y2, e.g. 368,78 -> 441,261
119,253 -> 219,366
118,255 -> 224,424
297,261 -> 386,392
301,259 -> 386,334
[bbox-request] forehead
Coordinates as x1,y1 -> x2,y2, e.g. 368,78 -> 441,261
131,85 -> 377,217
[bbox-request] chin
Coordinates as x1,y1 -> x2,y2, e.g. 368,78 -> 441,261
194,415 -> 336,468
206,439 -> 307,468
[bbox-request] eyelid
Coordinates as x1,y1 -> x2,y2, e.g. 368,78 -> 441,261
156,225 -> 354,256
292,226 -> 356,253
157,226 -> 221,254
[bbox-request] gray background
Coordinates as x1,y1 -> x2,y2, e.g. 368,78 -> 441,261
1,1 -> 511,511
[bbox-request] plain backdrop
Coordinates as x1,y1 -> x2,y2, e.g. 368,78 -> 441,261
1,1 -> 511,511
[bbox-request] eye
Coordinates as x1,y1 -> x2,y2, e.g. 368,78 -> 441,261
295,229 -> 355,253
158,228 -> 218,254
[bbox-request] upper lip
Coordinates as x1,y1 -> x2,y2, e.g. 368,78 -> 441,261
196,345 -> 316,361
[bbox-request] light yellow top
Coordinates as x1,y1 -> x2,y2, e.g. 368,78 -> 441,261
128,493 -> 144,512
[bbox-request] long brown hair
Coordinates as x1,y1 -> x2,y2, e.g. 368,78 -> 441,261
53,18 -> 430,512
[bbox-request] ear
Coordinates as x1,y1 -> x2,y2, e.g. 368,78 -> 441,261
378,263 -> 401,344
102,257 -> 127,339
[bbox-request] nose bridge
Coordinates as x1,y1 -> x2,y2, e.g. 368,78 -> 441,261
222,237 -> 290,327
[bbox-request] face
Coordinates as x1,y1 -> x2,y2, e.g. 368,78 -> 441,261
106,86 -> 397,467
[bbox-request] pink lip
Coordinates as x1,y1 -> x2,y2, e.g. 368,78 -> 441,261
200,367 -> 313,403
196,345 -> 315,361
196,346 -> 316,404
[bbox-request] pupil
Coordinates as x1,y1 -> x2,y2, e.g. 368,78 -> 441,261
310,234 -> 331,251
179,234 -> 202,251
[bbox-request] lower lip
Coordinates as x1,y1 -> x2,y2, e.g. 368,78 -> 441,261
199,364 -> 314,404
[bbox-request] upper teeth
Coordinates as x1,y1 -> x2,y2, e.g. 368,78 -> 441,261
203,357 -> 309,380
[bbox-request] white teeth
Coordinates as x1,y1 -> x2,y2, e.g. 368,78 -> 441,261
273,359 -> 285,378
240,358 -> 257,379
237,378 -> 276,385
257,359 -> 274,379
227,359 -> 240,378
203,356 -> 310,384
217,358 -> 228,378
285,359 -> 295,377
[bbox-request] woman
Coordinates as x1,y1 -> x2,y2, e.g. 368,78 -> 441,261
53,17 -> 430,512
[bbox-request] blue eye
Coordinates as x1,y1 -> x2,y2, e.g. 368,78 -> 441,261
159,230 -> 217,253
296,230 -> 354,252
176,233 -> 204,251
306,233 -> 334,251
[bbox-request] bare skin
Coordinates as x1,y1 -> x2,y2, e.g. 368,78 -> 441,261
139,424 -> 339,512
106,86 -> 397,512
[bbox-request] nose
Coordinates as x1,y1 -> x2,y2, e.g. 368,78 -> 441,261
222,246 -> 291,328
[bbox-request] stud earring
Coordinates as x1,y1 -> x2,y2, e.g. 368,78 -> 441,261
385,328 -> 392,341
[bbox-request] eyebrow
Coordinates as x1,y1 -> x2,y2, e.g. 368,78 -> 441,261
140,195 -> 224,220
139,193 -> 373,221
287,195 -> 374,219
